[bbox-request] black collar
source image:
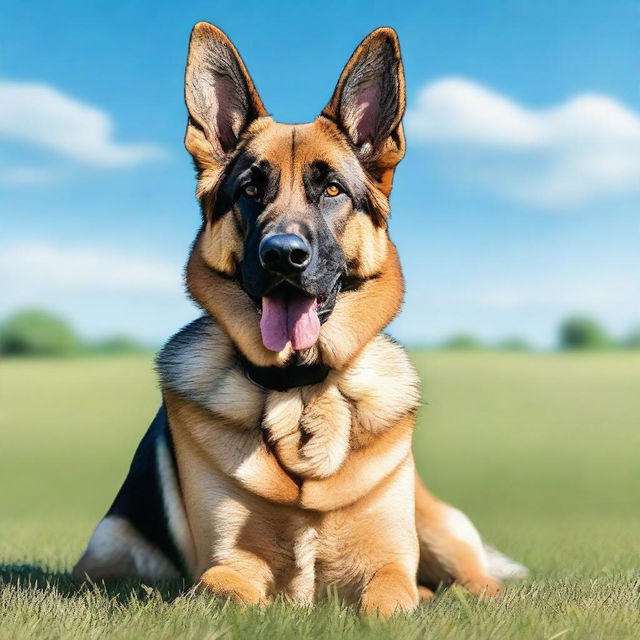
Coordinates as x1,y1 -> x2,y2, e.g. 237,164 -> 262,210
239,354 -> 330,392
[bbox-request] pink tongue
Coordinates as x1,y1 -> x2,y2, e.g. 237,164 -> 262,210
260,297 -> 288,352
260,295 -> 320,352
287,295 -> 320,350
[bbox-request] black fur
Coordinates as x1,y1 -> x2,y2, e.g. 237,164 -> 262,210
239,353 -> 330,391
106,405 -> 187,576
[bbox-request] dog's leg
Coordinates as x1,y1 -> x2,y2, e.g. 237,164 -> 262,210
415,473 -> 521,595
74,406 -> 192,582
320,456 -> 419,617
198,512 -> 318,606
356,461 -> 420,617
73,515 -> 180,581
360,562 -> 418,616
195,500 -> 294,606
192,502 -> 276,606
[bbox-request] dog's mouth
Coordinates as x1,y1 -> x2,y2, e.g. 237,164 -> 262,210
245,279 -> 341,352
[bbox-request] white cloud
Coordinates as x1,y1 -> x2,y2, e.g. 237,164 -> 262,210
0,241 -> 197,343
0,80 -> 165,168
406,77 -> 640,208
0,242 -> 181,292
0,166 -> 54,185
456,274 -> 640,313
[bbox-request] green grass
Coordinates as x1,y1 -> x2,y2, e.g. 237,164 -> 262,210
1,352 -> 639,639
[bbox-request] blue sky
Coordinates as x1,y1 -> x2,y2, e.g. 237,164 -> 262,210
1,0 -> 639,347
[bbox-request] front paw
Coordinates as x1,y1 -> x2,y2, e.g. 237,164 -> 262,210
198,565 -> 267,606
360,564 -> 419,617
361,589 -> 418,617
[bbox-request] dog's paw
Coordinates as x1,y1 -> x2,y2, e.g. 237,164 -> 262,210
461,575 -> 502,597
198,566 -> 267,606
417,585 -> 436,601
360,564 -> 419,617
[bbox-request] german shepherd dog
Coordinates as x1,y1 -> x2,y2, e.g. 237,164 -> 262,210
74,23 -> 526,615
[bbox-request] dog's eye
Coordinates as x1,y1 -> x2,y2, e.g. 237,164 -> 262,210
324,184 -> 342,197
243,183 -> 259,198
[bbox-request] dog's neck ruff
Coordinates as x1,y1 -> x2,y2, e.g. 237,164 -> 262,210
239,354 -> 330,392
157,316 -> 421,483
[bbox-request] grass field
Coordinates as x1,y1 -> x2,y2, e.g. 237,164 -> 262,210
1,351 -> 639,639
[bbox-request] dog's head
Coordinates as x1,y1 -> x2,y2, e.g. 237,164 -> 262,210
184,23 -> 406,369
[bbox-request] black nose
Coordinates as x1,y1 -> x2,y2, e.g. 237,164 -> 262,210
259,234 -> 311,274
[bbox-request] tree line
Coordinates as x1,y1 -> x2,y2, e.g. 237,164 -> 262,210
0,308 -> 638,357
0,309 -> 147,356
442,315 -> 640,351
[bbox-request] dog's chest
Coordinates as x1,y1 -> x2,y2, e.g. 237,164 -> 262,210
157,316 -> 420,481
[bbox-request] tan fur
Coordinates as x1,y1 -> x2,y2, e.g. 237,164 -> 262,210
155,313 -> 499,611
200,214 -> 244,274
75,23 -> 513,616
341,213 -> 389,278
321,27 -> 406,198
415,476 -> 501,596
157,319 -> 421,608
180,23 -> 502,611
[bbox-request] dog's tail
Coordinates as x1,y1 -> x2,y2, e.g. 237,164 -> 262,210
415,473 -> 528,595
484,544 -> 529,582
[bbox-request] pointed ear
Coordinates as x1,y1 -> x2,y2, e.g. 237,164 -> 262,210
322,27 -> 406,185
184,22 -> 267,171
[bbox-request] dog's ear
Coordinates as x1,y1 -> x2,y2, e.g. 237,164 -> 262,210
322,27 -> 406,191
184,22 -> 266,172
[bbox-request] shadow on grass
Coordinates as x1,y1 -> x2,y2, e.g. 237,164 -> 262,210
0,563 -> 189,602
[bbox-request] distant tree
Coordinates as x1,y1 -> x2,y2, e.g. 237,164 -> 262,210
90,335 -> 147,354
0,309 -> 81,356
621,326 -> 640,349
442,333 -> 482,350
498,336 -> 531,351
558,315 -> 610,350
